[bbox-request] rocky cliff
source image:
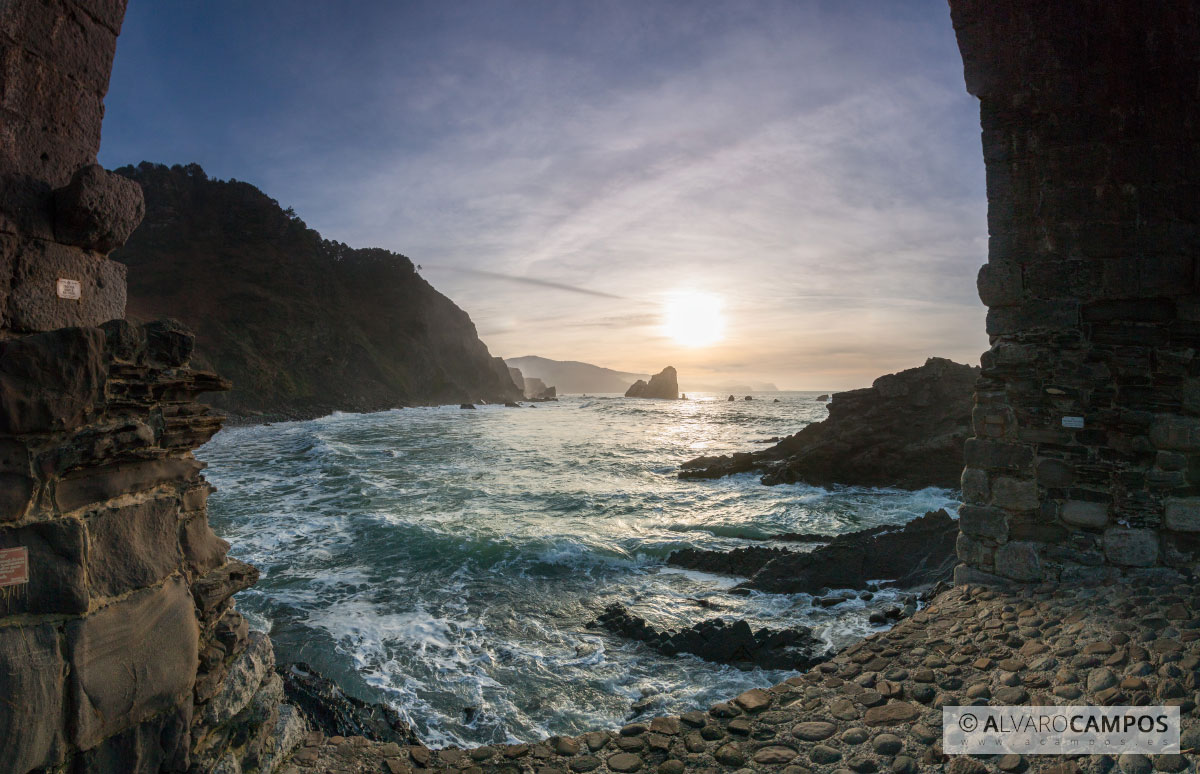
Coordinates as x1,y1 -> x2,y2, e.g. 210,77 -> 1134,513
0,5 -> 307,772
680,358 -> 978,489
625,366 -> 679,399
111,163 -> 520,420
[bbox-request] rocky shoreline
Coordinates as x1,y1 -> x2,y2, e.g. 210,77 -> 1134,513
680,359 -> 978,490
282,578 -> 1200,774
667,510 -> 958,597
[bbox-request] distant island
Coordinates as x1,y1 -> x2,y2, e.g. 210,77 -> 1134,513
504,356 -> 648,394
506,355 -> 779,394
112,163 -> 521,420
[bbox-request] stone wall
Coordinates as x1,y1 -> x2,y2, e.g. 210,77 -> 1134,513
949,1 -> 1200,584
0,2 -> 301,772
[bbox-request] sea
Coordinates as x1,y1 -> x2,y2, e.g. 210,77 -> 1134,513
198,391 -> 958,748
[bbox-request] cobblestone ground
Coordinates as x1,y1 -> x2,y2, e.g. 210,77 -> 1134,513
284,580 -> 1200,774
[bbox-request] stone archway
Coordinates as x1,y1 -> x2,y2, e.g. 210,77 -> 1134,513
948,1 -> 1200,584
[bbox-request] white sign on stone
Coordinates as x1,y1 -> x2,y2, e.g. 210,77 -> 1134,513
0,546 -> 28,587
56,278 -> 82,300
1062,416 -> 1085,429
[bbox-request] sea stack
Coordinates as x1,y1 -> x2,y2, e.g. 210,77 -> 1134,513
624,366 -> 678,399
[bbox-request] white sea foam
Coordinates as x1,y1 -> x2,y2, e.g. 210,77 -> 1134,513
199,392 -> 961,746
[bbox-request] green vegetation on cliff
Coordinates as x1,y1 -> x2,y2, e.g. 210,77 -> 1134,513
112,162 -> 519,419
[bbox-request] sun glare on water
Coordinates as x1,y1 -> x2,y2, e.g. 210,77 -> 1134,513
662,291 -> 725,348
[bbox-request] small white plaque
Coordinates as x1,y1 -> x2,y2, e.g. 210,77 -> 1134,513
1062,416 -> 1085,429
56,278 -> 81,300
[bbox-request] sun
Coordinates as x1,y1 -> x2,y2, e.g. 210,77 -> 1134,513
662,291 -> 725,348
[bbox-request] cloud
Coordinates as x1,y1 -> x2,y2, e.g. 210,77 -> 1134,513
422,266 -> 626,299
100,0 -> 988,389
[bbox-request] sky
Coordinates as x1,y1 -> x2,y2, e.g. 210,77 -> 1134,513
100,0 -> 989,391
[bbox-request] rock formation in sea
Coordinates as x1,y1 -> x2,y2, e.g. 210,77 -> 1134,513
667,510 -> 958,595
625,366 -> 679,399
591,605 -> 825,672
523,376 -> 557,400
680,358 -> 978,489
111,162 -> 522,421
505,355 -> 648,394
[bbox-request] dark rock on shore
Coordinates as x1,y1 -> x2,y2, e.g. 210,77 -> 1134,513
592,604 -> 826,671
626,366 -> 679,399
668,510 -> 957,595
666,545 -> 794,579
680,358 -> 978,489
279,662 -> 418,745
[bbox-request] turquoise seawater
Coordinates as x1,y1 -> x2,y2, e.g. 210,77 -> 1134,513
199,392 -> 957,747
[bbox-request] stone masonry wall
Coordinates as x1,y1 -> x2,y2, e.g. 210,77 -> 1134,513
1,3 -> 303,772
949,1 -> 1200,584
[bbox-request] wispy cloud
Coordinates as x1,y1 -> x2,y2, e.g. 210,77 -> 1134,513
422,267 -> 625,299
101,0 -> 987,389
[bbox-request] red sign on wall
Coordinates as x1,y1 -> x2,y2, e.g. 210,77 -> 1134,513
0,546 -> 29,587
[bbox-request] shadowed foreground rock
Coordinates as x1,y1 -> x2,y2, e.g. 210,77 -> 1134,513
680,358 -> 978,489
668,510 -> 959,595
591,604 -> 826,672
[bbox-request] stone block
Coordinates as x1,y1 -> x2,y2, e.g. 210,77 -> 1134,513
0,621 -> 67,773
958,505 -> 1008,541
952,563 -> 1012,587
67,575 -> 199,750
1061,500 -> 1110,528
86,497 -> 183,599
955,533 -> 994,568
990,476 -> 1039,510
0,517 -> 88,615
976,261 -> 1023,307
994,541 -> 1043,581
960,467 -> 989,505
1007,511 -> 1069,543
53,164 -> 144,253
1102,528 -> 1159,567
0,326 -> 105,434
1036,458 -> 1076,487
0,471 -> 35,522
1165,498 -> 1200,532
54,457 -> 202,512
986,301 -> 1079,336
1150,415 -> 1200,451
4,238 -> 125,332
964,439 -> 1034,472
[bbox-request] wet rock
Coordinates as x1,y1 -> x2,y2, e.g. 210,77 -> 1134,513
279,662 -> 417,745
669,510 -> 957,595
593,604 -> 825,671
